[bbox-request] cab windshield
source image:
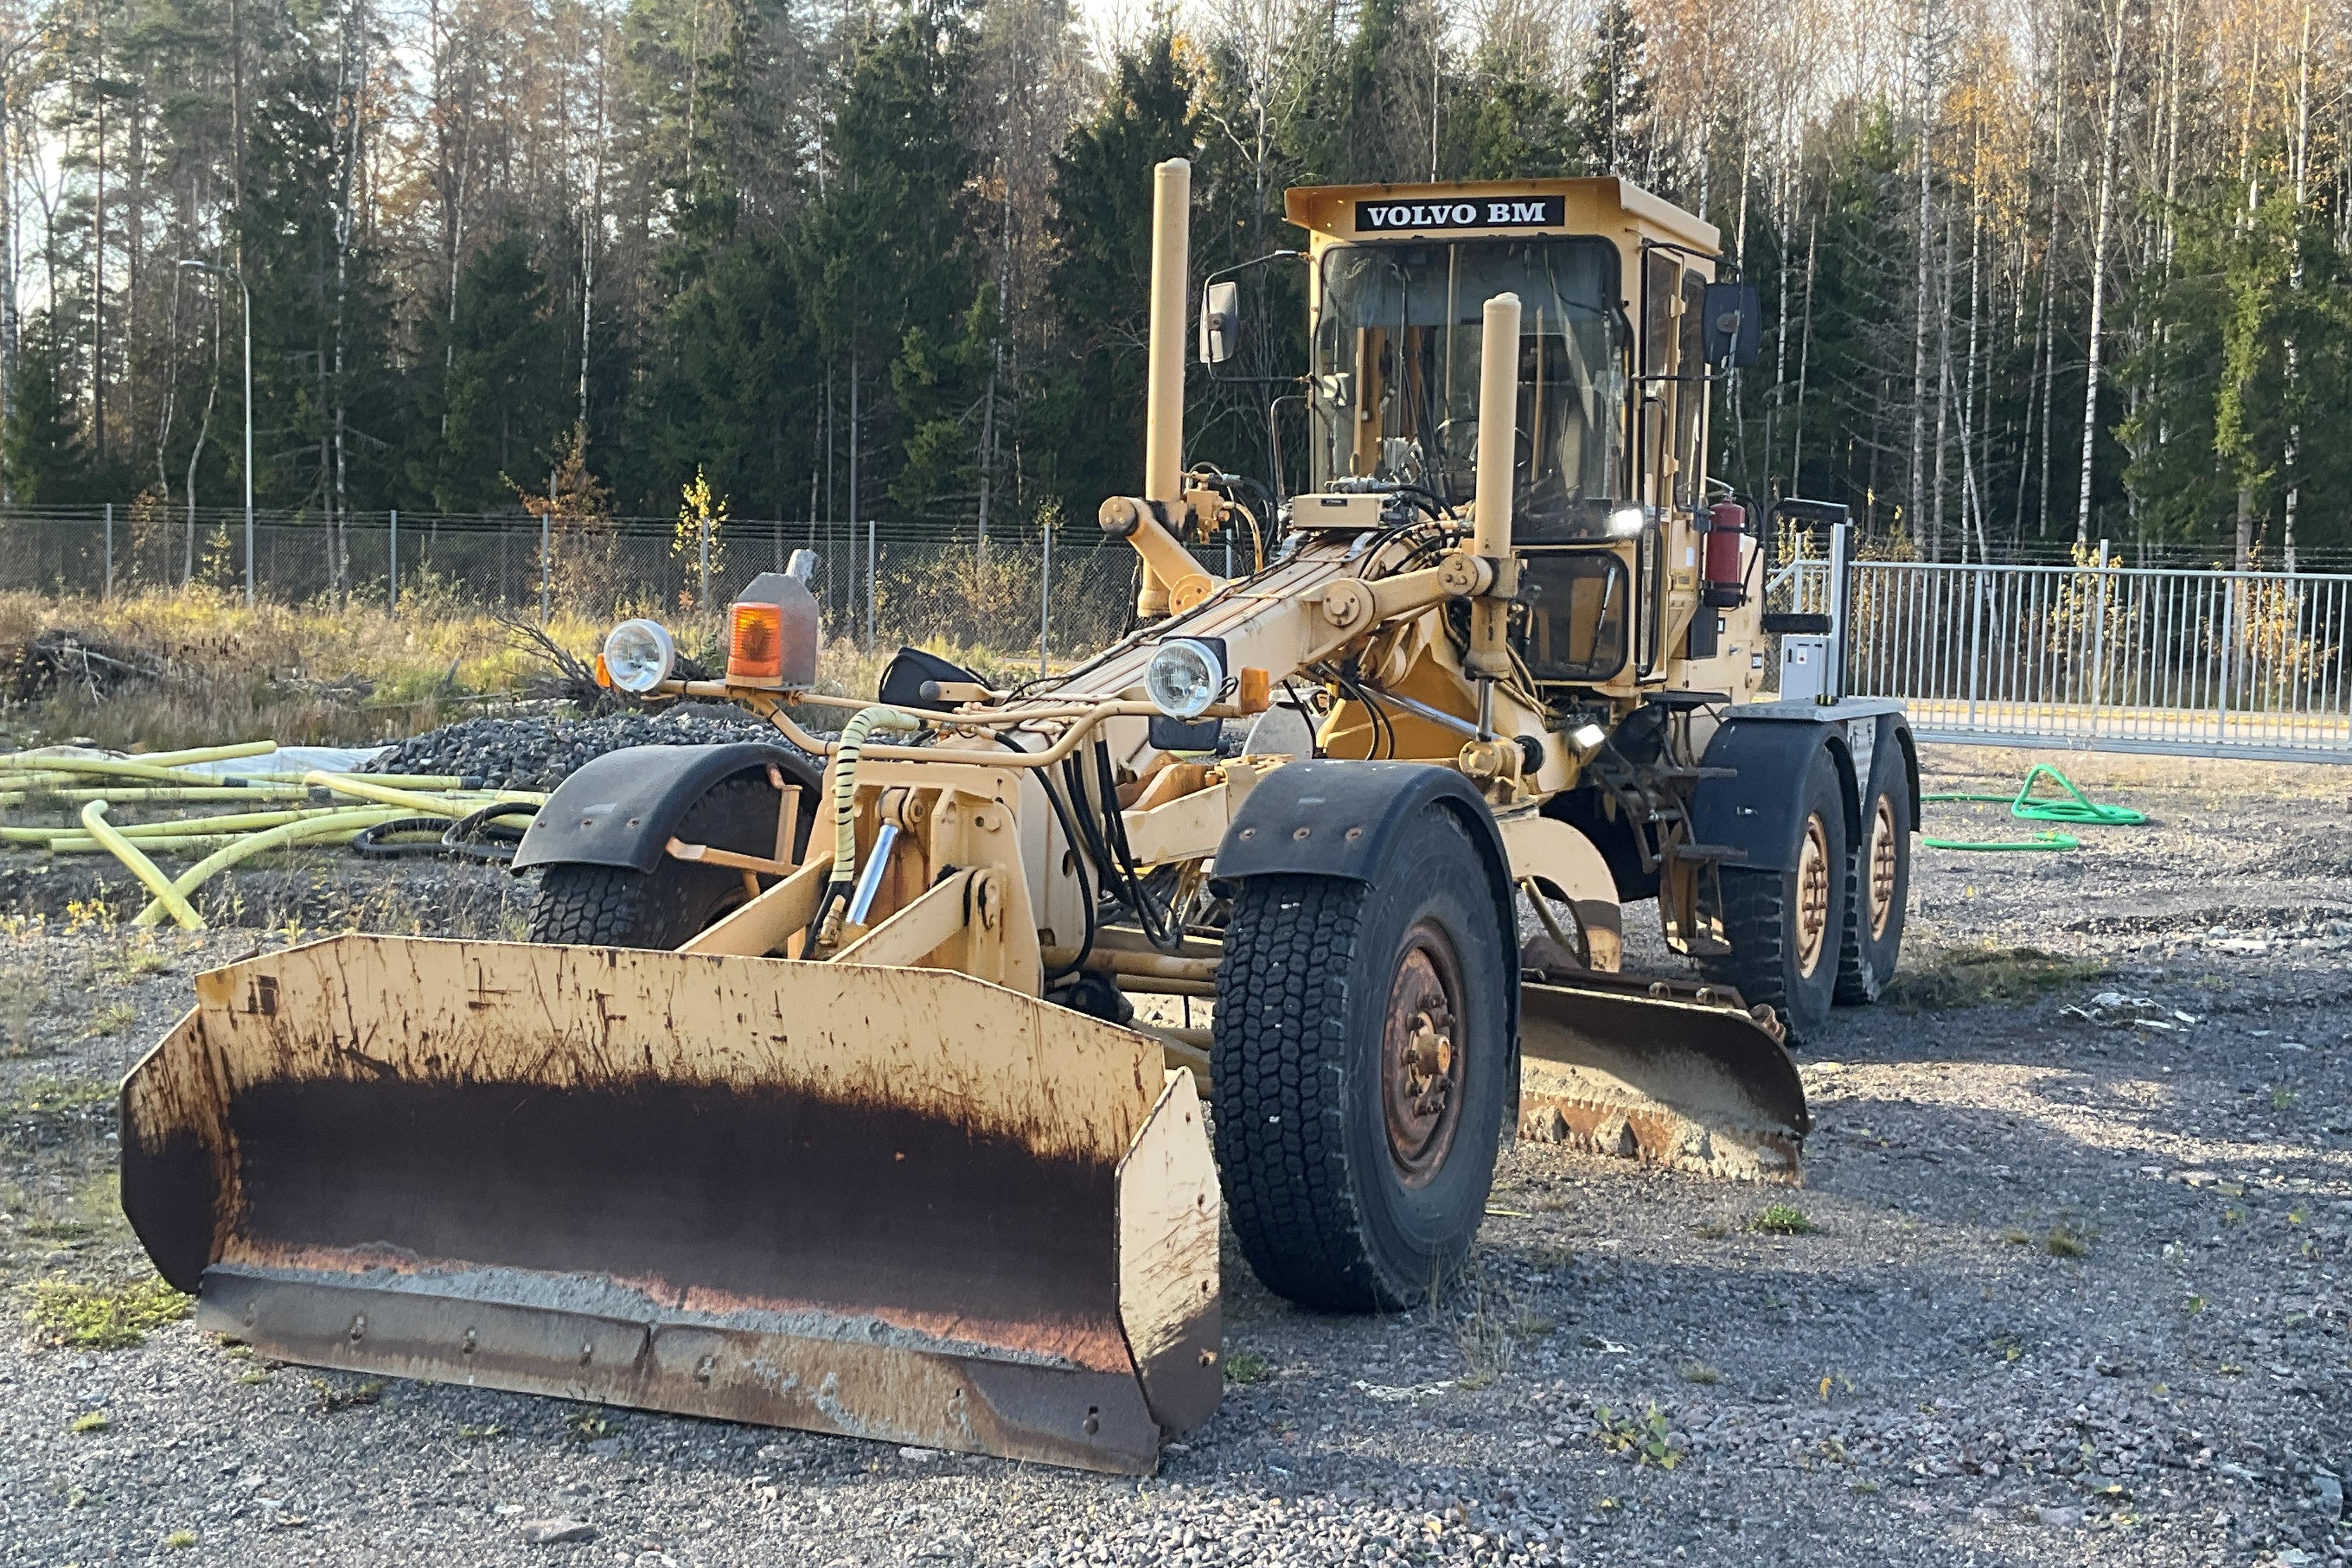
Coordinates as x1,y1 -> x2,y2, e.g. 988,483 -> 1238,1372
1310,237 -> 1628,537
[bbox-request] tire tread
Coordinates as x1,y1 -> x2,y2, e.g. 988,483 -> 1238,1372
1213,874 -> 1384,1311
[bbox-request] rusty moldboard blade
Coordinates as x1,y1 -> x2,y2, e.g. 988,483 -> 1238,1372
1516,975 -> 1808,1182
118,935 -> 1221,1475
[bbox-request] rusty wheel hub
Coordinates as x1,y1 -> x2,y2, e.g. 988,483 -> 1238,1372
1381,922 -> 1466,1186
1867,794 -> 1899,941
1794,814 -> 1832,978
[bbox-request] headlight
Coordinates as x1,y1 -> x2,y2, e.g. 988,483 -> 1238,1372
1144,638 -> 1226,720
1608,505 -> 1647,537
602,618 -> 677,694
1569,722 -> 1608,759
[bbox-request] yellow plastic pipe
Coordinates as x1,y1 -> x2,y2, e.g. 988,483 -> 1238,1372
54,811 -> 404,859
0,755 -> 238,787
129,809 -> 405,928
303,772 -> 544,814
2,808 -> 347,844
79,803 -> 204,930
255,772 -> 471,789
13,786 -> 314,805
131,741 -> 279,768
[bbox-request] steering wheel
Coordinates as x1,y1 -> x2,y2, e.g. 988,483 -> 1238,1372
1434,416 -> 1535,473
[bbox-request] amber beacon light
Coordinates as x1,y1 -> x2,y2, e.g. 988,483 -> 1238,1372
727,601 -> 785,686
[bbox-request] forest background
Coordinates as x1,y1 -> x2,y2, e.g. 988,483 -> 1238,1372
0,0 -> 2342,575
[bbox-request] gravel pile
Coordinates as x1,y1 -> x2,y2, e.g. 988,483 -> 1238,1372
370,705 -> 794,790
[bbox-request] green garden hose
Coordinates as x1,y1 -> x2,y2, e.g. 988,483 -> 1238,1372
1921,764 -> 2147,851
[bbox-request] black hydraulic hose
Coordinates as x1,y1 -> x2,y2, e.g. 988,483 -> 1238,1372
440,799 -> 538,863
1059,745 -> 1169,951
1092,740 -> 1186,954
351,816 -> 459,859
993,732 -> 1096,979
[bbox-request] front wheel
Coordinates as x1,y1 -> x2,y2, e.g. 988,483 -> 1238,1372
1212,805 -> 1511,1312
526,773 -> 799,949
1700,746 -> 1850,1044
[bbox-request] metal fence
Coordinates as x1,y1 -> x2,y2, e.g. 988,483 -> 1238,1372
0,508 -> 1162,665
1776,554 -> 2352,761
15,506 -> 2350,758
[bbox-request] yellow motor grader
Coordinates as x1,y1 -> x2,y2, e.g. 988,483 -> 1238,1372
119,162 -> 1915,1476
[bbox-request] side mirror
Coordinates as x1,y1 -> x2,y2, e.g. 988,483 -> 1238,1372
1199,280 -> 1238,365
1702,281 -> 1762,369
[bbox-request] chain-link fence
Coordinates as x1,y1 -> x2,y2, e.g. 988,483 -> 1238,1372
0,506 -> 1170,664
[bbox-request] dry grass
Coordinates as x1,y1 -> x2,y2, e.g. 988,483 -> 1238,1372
0,586 -> 617,750
0,587 -> 1046,754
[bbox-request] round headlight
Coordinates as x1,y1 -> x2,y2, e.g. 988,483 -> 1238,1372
603,618 -> 677,694
1144,638 -> 1225,720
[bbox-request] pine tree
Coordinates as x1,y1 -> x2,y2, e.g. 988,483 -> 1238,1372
235,30 -> 404,512
1463,69 -> 1580,180
2123,181 -> 2352,555
3,314 -> 92,505
638,236 -> 810,517
1034,30 -> 1200,517
794,1 -> 982,520
414,233 -> 561,510
1574,0 -> 1657,179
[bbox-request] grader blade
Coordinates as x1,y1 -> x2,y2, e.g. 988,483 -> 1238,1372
1516,971 -> 1810,1182
118,936 -> 1220,1475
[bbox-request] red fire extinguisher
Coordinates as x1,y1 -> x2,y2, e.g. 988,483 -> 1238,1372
1702,501 -> 1749,607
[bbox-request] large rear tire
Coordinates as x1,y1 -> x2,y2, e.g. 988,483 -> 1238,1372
1699,746 -> 1849,1045
526,774 -> 799,949
1835,769 -> 1911,1005
1212,804 -> 1511,1312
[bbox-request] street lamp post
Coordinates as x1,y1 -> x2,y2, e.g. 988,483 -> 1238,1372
178,258 -> 253,607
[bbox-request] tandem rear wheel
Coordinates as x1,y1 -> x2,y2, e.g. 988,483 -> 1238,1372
1699,745 -> 1852,1044
1835,764 -> 1912,1005
1212,803 -> 1512,1312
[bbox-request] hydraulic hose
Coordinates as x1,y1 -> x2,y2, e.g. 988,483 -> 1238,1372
352,817 -> 459,859
811,706 -> 922,943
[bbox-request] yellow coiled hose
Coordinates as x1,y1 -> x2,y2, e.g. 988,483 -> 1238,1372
814,706 -> 922,942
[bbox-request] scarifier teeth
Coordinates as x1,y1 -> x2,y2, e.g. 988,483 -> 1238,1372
1516,1091 -> 1802,1184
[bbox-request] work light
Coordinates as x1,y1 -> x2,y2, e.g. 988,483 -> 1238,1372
1144,638 -> 1226,720
601,618 -> 677,694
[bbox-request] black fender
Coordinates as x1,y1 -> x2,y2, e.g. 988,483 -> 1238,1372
1213,760 -> 1520,1063
510,742 -> 821,874
1689,720 -> 1862,874
1821,709 -> 1919,831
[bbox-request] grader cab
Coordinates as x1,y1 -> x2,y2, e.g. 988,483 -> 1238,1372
120,164 -> 1914,1475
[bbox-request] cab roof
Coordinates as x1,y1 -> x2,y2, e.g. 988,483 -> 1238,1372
1283,176 -> 1720,256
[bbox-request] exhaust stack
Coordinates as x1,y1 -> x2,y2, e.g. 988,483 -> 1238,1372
1468,290 -> 1521,680
1139,158 -> 1191,618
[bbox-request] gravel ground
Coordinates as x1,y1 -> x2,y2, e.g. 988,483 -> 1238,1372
1,744 -> 2347,1568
